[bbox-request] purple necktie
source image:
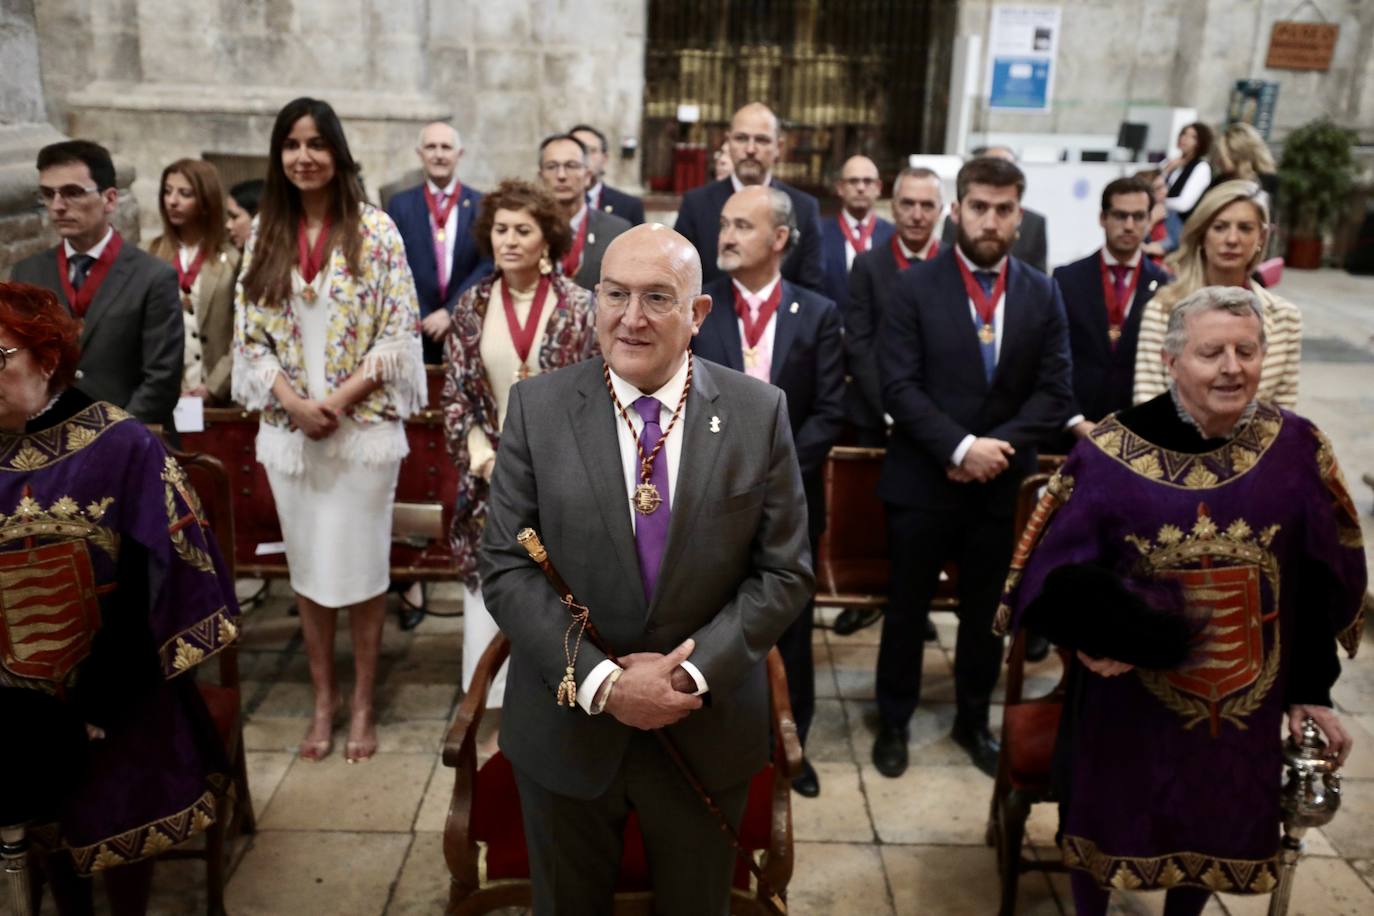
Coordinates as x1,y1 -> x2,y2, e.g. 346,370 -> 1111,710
433,191 -> 449,300
632,395 -> 671,601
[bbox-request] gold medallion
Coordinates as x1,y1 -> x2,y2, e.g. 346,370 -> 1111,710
743,346 -> 757,369
1108,326 -> 1123,343
633,482 -> 662,514
978,323 -> 995,344
516,364 -> 531,381
301,286 -> 318,304
436,229 -> 446,242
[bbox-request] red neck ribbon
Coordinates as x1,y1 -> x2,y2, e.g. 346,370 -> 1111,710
1099,252 -> 1143,338
561,214 -> 590,278
423,183 -> 460,232
176,245 -> 208,295
891,235 -> 936,270
57,231 -> 124,318
501,273 -> 553,365
837,212 -> 877,253
297,217 -> 333,285
954,253 -> 1008,327
732,281 -> 783,349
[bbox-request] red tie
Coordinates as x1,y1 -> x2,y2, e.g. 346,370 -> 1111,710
1111,264 -> 1129,308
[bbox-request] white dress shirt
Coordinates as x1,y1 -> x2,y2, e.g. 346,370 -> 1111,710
63,226 -> 115,281
840,210 -> 877,270
731,274 -> 781,383
427,177 -> 460,283
950,245 -> 1008,468
577,353 -> 709,713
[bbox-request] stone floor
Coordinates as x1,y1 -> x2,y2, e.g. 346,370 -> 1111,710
51,267 -> 1374,914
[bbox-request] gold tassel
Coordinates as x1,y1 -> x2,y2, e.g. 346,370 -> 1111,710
557,666 -> 577,707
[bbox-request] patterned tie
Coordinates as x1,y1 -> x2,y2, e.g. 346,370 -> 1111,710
974,270 -> 998,384
433,191 -> 449,299
632,396 -> 671,602
69,254 -> 96,290
1110,264 -> 1129,309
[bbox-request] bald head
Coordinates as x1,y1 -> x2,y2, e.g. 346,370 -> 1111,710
979,145 -> 1017,163
416,122 -> 463,186
836,154 -> 881,219
727,103 -> 781,185
597,224 -> 712,391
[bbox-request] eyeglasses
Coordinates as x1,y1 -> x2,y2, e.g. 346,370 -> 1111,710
540,160 -> 586,175
1107,209 -> 1150,224
37,184 -> 101,205
598,287 -> 683,317
0,346 -> 24,371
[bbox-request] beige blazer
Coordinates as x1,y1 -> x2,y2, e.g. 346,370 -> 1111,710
194,243 -> 241,403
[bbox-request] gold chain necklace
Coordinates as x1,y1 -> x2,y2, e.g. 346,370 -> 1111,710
602,358 -> 692,514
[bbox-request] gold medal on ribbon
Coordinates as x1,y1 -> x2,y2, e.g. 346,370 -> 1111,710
743,346 -> 757,369
436,229 -> 446,242
516,364 -> 531,381
978,323 -> 995,344
301,286 -> 318,304
1108,326 -> 1123,343
633,481 -> 663,515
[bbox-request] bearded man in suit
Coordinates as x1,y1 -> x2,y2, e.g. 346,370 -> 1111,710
480,224 -> 814,916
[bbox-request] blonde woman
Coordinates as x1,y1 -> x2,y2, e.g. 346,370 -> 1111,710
1212,122 -> 1279,215
1133,180 -> 1300,408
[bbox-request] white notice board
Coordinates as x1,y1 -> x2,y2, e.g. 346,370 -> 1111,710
986,5 -> 1061,112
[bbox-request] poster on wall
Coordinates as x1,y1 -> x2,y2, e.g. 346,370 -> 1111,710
1228,80 -> 1280,139
986,5 -> 1061,111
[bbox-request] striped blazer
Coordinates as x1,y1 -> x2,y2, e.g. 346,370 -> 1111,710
1132,285 -> 1301,408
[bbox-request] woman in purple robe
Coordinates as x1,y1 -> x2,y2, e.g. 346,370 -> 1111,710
995,285 -> 1365,915
0,282 -> 240,914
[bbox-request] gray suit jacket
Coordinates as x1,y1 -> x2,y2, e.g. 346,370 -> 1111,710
479,355 -> 814,798
12,241 -> 184,427
572,208 -> 632,290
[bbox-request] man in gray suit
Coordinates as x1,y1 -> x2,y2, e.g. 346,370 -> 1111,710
538,132 -> 631,290
12,140 -> 182,429
479,224 -> 813,915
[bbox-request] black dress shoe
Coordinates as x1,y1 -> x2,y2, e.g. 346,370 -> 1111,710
951,722 -> 1001,778
924,618 -> 939,642
1025,633 -> 1051,662
872,724 -> 909,778
398,583 -> 426,631
832,606 -> 883,636
791,758 -> 821,797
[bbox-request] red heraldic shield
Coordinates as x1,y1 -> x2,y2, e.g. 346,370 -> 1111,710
0,540 -> 102,684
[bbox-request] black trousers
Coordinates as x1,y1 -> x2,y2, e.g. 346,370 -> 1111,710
513,733 -> 751,916
875,501 -> 1015,729
775,530 -> 819,747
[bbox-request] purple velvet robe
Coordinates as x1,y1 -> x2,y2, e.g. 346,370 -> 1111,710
995,399 -> 1366,895
0,392 -> 240,874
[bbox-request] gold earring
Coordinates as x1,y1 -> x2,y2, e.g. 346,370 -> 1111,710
538,252 -> 553,275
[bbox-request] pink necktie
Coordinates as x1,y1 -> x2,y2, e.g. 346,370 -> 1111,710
434,192 -> 449,300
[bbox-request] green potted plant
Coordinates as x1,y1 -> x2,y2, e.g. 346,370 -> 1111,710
1277,117 -> 1357,269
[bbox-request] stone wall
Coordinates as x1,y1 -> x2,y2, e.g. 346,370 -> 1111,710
957,0 -> 1374,143
30,0 -> 647,236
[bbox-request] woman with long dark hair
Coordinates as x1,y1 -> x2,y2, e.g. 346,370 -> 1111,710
234,97 -> 425,763
147,158 -> 240,404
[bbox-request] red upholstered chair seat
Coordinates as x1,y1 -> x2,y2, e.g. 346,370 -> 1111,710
1001,702 -> 1061,791
471,751 -> 774,891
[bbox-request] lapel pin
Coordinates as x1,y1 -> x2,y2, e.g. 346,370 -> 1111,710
588,232 -> 597,246
462,198 -> 470,207
789,301 -> 799,314
710,415 -> 721,433
1148,280 -> 1158,291
607,204 -> 615,213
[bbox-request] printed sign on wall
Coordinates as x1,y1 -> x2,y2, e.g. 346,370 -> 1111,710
986,5 -> 1061,112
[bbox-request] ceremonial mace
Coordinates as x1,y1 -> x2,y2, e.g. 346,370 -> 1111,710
517,528 -> 786,915
1,824 -> 33,916
1267,716 -> 1342,916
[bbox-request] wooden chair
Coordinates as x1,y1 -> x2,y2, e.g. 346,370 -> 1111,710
160,449 -> 255,916
985,466 -> 1071,916
441,637 -> 803,914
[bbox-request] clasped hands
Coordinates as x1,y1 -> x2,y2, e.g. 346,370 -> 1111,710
1076,651 -> 1353,767
601,638 -> 703,730
948,437 -> 1015,483
284,391 -> 346,440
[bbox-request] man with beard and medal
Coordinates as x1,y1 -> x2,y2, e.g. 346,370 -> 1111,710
819,155 -> 893,312
1052,176 -> 1172,452
995,286 -> 1365,916
675,102 -> 826,294
12,141 -> 183,432
870,156 -> 1072,779
693,185 -> 844,797
479,224 -> 813,916
386,122 -> 488,364
538,133 -> 631,291
940,146 -> 1049,274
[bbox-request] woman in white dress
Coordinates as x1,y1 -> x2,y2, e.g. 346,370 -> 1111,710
441,179 -> 598,722
147,158 -> 240,404
234,97 -> 425,763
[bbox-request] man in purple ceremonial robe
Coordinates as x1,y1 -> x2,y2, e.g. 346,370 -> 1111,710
995,285 -> 1366,915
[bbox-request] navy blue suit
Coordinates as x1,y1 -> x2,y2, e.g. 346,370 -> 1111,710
875,248 -> 1072,730
593,184 -> 646,226
1052,250 -> 1170,429
386,183 -> 489,361
675,179 -> 826,294
820,213 -> 893,313
693,274 -> 845,746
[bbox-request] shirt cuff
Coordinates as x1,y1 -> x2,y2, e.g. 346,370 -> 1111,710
680,660 -> 708,696
466,425 -> 496,475
950,434 -> 976,468
577,659 -> 621,714
1064,414 -> 1085,431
